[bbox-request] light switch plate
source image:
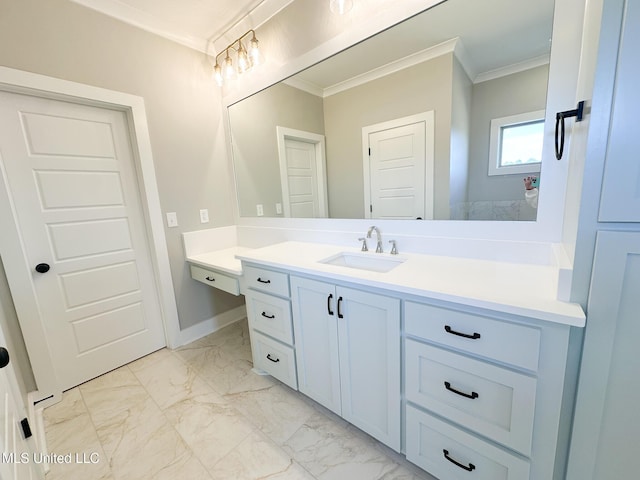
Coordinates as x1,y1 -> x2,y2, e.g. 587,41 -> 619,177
276,203 -> 282,214
166,212 -> 178,228
257,204 -> 264,216
199,209 -> 209,223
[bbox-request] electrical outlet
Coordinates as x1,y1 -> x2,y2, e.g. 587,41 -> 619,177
256,204 -> 264,216
166,212 -> 178,228
199,209 -> 209,223
276,203 -> 282,214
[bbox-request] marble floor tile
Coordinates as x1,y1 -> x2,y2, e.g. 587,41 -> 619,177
163,391 -> 254,471
208,430 -> 315,480
226,382 -> 318,445
43,318 -> 431,480
131,351 -> 214,410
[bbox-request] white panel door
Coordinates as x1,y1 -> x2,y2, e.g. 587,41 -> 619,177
368,122 -> 427,219
0,91 -> 166,391
290,276 -> 341,415
336,286 -> 401,451
598,0 -> 640,221
0,346 -> 42,479
284,138 -> 320,218
566,231 -> 640,479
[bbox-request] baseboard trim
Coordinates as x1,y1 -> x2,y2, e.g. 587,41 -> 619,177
173,305 -> 247,348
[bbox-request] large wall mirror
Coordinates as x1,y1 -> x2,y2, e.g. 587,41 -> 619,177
228,0 -> 554,221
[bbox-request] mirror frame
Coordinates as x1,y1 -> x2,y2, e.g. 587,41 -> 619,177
222,0 -> 586,244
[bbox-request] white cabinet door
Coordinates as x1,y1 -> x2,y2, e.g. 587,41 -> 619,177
336,286 -> 401,451
598,0 -> 640,221
290,276 -> 341,415
566,231 -> 640,479
291,276 -> 401,451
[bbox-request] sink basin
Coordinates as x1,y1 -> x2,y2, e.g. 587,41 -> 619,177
319,251 -> 405,273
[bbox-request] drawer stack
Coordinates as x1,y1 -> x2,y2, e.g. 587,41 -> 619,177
243,264 -> 297,389
404,301 -> 541,479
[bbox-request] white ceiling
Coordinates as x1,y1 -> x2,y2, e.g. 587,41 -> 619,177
70,0 -> 554,90
70,0 -> 293,53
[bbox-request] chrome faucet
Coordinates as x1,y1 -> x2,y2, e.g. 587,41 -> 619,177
367,226 -> 383,253
358,237 -> 368,252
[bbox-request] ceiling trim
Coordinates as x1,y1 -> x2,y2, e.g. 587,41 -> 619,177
70,0 -> 295,54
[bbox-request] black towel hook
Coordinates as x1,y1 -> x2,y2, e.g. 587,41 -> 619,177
555,101 -> 585,160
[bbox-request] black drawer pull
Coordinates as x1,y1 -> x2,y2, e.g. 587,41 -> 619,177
261,312 -> 275,319
257,277 -> 271,284
205,276 -> 215,282
337,296 -> 344,319
266,353 -> 280,363
444,381 -> 479,400
443,449 -> 475,472
327,294 -> 334,315
444,325 -> 481,340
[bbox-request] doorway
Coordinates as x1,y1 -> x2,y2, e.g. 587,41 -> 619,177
0,67 -> 179,405
362,112 -> 434,220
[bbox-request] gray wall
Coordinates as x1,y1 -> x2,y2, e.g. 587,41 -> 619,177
0,0 -> 243,344
229,83 -> 325,217
323,54 -> 455,219
467,65 -> 550,203
450,57 -> 472,212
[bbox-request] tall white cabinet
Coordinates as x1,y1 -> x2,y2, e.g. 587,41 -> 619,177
567,0 -> 640,477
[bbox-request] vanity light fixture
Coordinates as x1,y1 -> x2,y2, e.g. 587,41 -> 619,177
212,29 -> 263,87
330,0 -> 353,14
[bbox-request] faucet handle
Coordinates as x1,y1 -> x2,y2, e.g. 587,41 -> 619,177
389,240 -> 398,255
358,237 -> 368,252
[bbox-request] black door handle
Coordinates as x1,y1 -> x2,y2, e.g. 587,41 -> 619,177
327,294 -> 334,315
443,449 -> 475,472
444,325 -> 481,340
35,263 -> 50,273
266,354 -> 280,363
337,296 -> 344,319
0,347 -> 10,368
444,381 -> 479,400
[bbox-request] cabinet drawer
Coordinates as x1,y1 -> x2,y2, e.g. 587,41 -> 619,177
246,290 -> 293,345
405,302 -> 540,371
244,265 -> 290,297
190,265 -> 240,295
406,339 -> 536,455
406,406 -> 530,480
252,332 -> 297,390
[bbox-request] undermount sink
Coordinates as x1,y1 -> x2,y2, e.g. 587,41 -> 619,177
319,251 -> 406,273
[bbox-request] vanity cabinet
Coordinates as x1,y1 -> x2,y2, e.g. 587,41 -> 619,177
243,264 -> 297,390
404,301 -> 570,480
290,275 -> 401,452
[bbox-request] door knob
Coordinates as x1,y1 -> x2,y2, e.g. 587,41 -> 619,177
35,263 -> 50,273
0,347 -> 9,368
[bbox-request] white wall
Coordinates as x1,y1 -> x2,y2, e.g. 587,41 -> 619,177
0,0 -> 244,336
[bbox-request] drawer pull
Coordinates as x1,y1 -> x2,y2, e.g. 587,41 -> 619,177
337,296 -> 344,319
257,277 -> 271,284
261,312 -> 275,319
444,381 -> 479,400
205,276 -> 216,282
443,449 -> 476,472
445,325 -> 481,340
266,353 -> 280,363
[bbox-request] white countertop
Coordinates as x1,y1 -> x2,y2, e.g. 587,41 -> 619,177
186,246 -> 251,276
235,241 -> 585,327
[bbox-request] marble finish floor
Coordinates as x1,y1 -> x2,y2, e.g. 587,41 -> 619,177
43,318 -> 435,480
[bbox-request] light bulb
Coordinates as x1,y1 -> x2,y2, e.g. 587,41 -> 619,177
224,53 -> 236,80
237,43 -> 250,74
213,64 -> 223,87
249,36 -> 263,66
330,0 -> 353,15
